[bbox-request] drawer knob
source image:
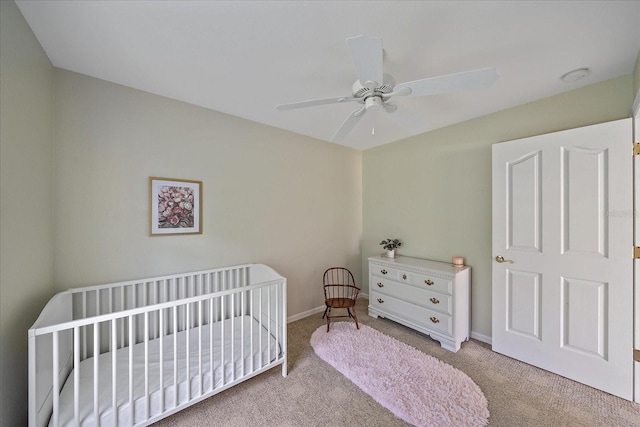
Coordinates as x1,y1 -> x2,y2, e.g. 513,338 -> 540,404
425,279 -> 434,286
430,297 -> 440,304
381,269 -> 388,275
430,316 -> 440,324
377,298 -> 384,304
402,274 -> 407,280
377,282 -> 384,287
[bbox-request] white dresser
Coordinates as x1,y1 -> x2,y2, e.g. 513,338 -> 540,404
368,255 -> 470,352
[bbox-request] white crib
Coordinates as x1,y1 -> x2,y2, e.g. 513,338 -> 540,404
28,264 -> 287,427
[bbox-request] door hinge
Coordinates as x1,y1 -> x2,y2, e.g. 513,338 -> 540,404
635,349 -> 640,362
634,143 -> 640,156
634,247 -> 640,259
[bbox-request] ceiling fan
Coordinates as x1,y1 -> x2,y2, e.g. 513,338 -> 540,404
277,35 -> 499,142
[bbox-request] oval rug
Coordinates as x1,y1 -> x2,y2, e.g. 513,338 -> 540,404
310,323 -> 489,427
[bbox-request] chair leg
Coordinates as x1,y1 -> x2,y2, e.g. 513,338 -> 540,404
351,307 -> 360,330
326,307 -> 331,332
322,306 -> 329,319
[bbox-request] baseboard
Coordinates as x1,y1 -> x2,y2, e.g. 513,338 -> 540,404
287,305 -> 325,323
470,331 -> 492,345
288,302 -> 493,346
287,295 -> 369,324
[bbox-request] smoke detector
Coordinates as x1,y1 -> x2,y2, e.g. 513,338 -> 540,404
561,68 -> 591,83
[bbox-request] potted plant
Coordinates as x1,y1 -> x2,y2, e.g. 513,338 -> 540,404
379,238 -> 402,258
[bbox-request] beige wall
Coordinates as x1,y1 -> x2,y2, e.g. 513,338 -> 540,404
0,1 -> 55,425
53,69 -> 362,316
362,75 -> 633,339
2,1 -> 637,423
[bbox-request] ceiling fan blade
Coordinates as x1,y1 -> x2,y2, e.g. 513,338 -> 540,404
331,107 -> 366,142
395,67 -> 499,98
346,35 -> 383,86
277,96 -> 357,111
382,103 -> 398,113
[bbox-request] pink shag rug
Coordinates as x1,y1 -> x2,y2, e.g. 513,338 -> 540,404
310,323 -> 489,427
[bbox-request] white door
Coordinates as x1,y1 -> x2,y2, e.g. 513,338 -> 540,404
492,118 -> 633,400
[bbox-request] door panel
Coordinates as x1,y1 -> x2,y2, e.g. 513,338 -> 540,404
507,151 -> 542,251
561,147 -> 608,256
492,118 -> 633,400
560,277 -> 607,358
506,270 -> 541,340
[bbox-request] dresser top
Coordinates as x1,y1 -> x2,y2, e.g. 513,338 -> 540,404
369,255 -> 470,274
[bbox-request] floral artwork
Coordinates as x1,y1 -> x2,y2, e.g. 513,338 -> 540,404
157,185 -> 195,228
150,178 -> 202,235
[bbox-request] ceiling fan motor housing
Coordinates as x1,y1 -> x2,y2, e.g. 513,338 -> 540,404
351,73 -> 396,105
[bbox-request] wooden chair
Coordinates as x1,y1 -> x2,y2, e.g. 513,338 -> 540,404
322,267 -> 360,332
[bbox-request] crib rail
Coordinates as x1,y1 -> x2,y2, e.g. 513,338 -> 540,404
29,264 -> 287,427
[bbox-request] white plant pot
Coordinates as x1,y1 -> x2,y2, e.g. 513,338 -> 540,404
386,249 -> 395,258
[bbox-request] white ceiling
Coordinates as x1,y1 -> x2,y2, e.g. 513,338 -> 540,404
15,1 -> 640,150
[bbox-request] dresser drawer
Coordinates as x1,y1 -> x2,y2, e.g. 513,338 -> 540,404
371,264 -> 452,295
371,278 -> 452,315
370,264 -> 402,279
370,291 -> 453,337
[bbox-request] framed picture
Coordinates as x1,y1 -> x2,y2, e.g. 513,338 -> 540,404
149,177 -> 202,236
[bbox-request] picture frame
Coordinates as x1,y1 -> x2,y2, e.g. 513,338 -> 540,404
149,177 -> 202,236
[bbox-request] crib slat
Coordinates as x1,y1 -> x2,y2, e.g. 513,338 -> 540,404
82,293 -> 87,360
249,289 -> 254,372
273,286 -> 280,357
267,286 -> 272,366
231,293 -> 235,381
173,305 -> 178,407
74,326 -> 80,425
153,281 -> 158,339
240,291 -> 245,377
93,323 -> 100,426
159,308 -> 165,413
108,290 -> 113,353
120,287 -> 125,348
144,311 -> 149,421
128,314 -> 134,426
258,287 -> 263,369
220,297 -> 225,385
198,300 -> 203,396
209,295 -> 214,391
52,330 -> 59,427
112,319 -> 118,426
186,302 -> 191,401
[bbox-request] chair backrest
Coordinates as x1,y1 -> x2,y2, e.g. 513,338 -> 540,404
323,267 -> 360,300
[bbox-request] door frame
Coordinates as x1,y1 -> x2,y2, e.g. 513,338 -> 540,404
633,87 -> 640,402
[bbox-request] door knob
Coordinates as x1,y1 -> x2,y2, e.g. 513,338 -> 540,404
495,255 -> 513,264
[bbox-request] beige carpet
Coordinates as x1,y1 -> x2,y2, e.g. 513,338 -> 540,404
153,298 -> 640,426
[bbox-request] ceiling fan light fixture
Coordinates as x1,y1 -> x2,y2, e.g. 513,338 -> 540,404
561,68 -> 591,83
365,96 -> 382,110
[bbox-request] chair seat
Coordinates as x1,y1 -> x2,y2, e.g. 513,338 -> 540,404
326,297 -> 356,309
